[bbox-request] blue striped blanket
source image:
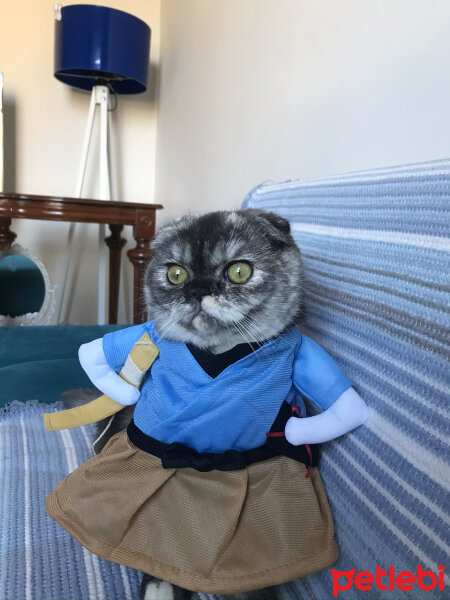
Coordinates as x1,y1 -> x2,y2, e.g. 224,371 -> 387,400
0,401 -> 142,600
243,158 -> 450,600
1,158 -> 448,600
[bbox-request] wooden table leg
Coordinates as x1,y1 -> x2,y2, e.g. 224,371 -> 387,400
0,218 -> 17,250
127,210 -> 155,324
105,224 -> 127,324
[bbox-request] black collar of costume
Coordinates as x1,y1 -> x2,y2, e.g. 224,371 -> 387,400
186,339 -> 270,378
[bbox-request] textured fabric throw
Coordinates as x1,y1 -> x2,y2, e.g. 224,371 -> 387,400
0,401 -> 141,600
242,158 -> 450,600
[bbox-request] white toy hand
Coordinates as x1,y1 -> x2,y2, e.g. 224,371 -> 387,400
285,387 -> 369,445
285,416 -> 314,446
78,338 -> 140,406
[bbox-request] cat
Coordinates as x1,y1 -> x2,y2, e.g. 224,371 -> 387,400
63,208 -> 305,600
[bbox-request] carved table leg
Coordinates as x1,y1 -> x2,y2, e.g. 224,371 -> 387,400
127,210 -> 155,324
0,218 -> 17,250
105,224 -> 127,324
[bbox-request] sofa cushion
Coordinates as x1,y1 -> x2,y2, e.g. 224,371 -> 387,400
0,325 -> 124,405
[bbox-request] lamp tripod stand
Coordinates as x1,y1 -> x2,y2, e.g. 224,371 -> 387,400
58,84 -> 112,325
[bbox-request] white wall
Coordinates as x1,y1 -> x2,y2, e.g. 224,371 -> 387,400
1,0 -> 160,323
3,1 -> 450,322
156,0 -> 450,221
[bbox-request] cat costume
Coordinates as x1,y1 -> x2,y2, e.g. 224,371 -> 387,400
47,319 -> 357,594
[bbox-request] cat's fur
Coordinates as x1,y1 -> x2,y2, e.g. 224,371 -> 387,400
63,209 -> 305,599
144,209 -> 303,353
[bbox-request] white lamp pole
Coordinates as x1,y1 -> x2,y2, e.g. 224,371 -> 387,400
58,84 -> 111,324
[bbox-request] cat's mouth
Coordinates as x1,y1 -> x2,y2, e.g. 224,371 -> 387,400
181,296 -> 233,331
190,313 -> 216,333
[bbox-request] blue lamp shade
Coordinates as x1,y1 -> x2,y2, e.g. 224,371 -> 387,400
54,4 -> 151,94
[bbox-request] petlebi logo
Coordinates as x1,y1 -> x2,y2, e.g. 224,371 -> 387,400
331,564 -> 446,597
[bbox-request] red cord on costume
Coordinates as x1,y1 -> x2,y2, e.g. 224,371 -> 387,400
265,405 -> 313,478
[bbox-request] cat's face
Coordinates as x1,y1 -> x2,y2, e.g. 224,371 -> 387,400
144,209 -> 304,352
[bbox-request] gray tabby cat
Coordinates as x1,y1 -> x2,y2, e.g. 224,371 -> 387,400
63,208 -> 304,600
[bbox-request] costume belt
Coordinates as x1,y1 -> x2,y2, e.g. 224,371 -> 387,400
127,401 -> 320,473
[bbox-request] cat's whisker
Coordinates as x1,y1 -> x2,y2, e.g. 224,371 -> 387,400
230,321 -> 251,346
237,324 -> 268,355
238,317 -> 278,363
247,310 -> 294,341
157,310 -> 186,334
154,312 -> 185,340
231,321 -> 273,369
231,320 -> 267,357
239,314 -> 272,342
235,322 -> 264,349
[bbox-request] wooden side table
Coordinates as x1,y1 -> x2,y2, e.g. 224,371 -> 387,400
0,193 -> 163,324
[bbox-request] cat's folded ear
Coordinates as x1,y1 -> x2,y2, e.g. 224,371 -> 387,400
242,209 -> 291,245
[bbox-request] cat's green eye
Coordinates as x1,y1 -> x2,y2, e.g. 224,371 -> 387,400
167,265 -> 188,285
227,262 -> 253,284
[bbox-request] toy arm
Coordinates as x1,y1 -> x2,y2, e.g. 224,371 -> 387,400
44,332 -> 159,431
285,387 -> 369,445
78,338 -> 140,406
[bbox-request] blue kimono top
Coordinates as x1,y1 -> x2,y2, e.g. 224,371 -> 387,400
102,322 -> 352,454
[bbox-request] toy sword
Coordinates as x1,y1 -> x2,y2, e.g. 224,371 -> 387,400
44,333 -> 159,431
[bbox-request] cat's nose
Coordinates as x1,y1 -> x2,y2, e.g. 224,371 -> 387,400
192,289 -> 208,302
190,280 -> 213,302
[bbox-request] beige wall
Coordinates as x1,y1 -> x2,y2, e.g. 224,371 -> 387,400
1,0 -> 160,323
156,0 -> 450,220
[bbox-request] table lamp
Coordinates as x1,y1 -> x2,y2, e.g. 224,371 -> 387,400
54,4 -> 151,324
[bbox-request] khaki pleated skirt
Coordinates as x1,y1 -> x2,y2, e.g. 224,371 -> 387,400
46,430 -> 339,593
